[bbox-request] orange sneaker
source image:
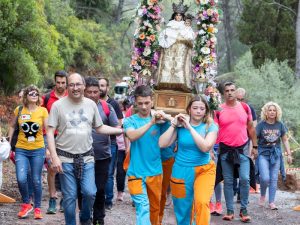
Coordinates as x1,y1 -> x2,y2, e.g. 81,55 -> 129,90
215,202 -> 223,215
34,208 -> 43,219
209,202 -> 215,214
18,203 -> 33,218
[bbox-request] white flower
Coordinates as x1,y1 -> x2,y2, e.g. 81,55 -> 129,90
199,29 -> 206,35
201,47 -> 210,55
138,9 -> 143,16
213,28 -> 218,33
210,36 -> 217,43
143,47 -> 151,56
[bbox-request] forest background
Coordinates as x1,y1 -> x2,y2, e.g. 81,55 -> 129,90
0,0 -> 299,165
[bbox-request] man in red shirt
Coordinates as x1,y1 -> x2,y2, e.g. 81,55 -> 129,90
42,70 -> 68,214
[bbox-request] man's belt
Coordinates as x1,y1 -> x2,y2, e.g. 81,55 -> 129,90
56,148 -> 94,180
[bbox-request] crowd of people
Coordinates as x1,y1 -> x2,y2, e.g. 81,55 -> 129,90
0,69 -> 297,225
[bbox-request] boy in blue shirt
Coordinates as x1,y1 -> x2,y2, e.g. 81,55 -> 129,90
123,85 -> 168,225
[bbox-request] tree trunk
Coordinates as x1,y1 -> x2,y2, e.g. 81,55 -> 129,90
222,0 -> 234,72
296,0 -> 300,79
115,0 -> 125,23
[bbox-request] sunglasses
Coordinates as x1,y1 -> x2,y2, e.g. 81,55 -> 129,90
28,91 -> 39,97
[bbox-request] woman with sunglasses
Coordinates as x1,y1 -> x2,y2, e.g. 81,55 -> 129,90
9,85 -> 48,220
159,95 -> 218,225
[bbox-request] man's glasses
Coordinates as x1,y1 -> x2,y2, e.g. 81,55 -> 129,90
28,92 -> 39,97
68,83 -> 83,88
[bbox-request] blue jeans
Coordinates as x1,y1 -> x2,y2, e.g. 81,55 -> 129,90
105,144 -> 117,205
59,162 -> 96,225
15,147 -> 45,208
258,155 -> 280,203
221,153 -> 250,211
211,145 -> 222,202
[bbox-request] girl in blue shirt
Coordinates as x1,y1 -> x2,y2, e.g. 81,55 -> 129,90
159,95 -> 218,225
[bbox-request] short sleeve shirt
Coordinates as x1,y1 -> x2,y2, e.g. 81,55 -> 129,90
176,122 -> 218,167
123,114 -> 162,177
256,121 -> 287,148
92,102 -> 118,160
215,102 -> 252,147
48,97 -> 103,163
15,106 -> 48,150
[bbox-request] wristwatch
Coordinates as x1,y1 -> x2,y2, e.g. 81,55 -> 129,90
253,146 -> 258,149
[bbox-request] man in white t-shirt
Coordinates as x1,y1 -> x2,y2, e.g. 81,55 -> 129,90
47,73 -> 122,225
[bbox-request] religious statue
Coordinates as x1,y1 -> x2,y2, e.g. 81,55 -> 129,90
155,0 -> 195,93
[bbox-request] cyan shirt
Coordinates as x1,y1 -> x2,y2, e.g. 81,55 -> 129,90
160,122 -> 176,162
176,122 -> 218,167
123,114 -> 162,177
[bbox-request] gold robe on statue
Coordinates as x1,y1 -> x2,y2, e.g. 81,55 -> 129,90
156,40 -> 193,92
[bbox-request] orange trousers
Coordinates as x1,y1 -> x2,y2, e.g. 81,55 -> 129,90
128,174 -> 162,225
171,161 -> 216,225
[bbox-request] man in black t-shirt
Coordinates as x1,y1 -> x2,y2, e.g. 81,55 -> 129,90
98,77 -> 124,210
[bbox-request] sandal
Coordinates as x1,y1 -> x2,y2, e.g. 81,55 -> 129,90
222,210 -> 234,221
239,209 -> 251,223
269,203 -> 278,210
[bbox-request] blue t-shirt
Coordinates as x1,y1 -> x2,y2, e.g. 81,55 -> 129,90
123,114 -> 162,177
175,122 -> 218,167
160,122 -> 176,162
256,121 -> 287,148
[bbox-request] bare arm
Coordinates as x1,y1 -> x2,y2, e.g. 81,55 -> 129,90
189,127 -> 218,152
8,115 -> 17,144
159,125 -> 177,148
282,134 -> 292,164
125,121 -> 154,142
46,126 -> 63,173
95,125 -> 123,135
247,120 -> 258,158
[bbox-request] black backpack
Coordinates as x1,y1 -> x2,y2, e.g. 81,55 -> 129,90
11,105 -> 23,151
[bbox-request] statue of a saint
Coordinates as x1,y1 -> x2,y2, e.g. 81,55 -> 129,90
155,1 -> 195,92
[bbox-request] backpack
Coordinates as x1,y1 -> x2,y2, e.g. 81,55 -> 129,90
215,102 -> 250,121
43,92 -> 51,109
99,100 -> 110,117
10,105 -> 23,151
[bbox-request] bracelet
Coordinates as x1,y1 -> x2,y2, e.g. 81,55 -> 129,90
253,146 -> 258,149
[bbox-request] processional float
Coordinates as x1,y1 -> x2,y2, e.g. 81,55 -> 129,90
129,0 -> 220,114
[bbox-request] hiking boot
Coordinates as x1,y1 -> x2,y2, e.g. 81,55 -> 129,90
46,198 -> 57,214
59,198 -> 64,212
209,202 -> 215,214
215,202 -> 223,215
222,210 -> 234,221
18,203 -> 33,218
105,203 -> 113,211
34,208 -> 43,219
239,209 -> 251,223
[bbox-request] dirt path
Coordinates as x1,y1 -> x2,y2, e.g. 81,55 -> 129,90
1,160 -> 299,225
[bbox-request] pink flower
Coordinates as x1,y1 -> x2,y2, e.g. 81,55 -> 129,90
145,40 -> 151,46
